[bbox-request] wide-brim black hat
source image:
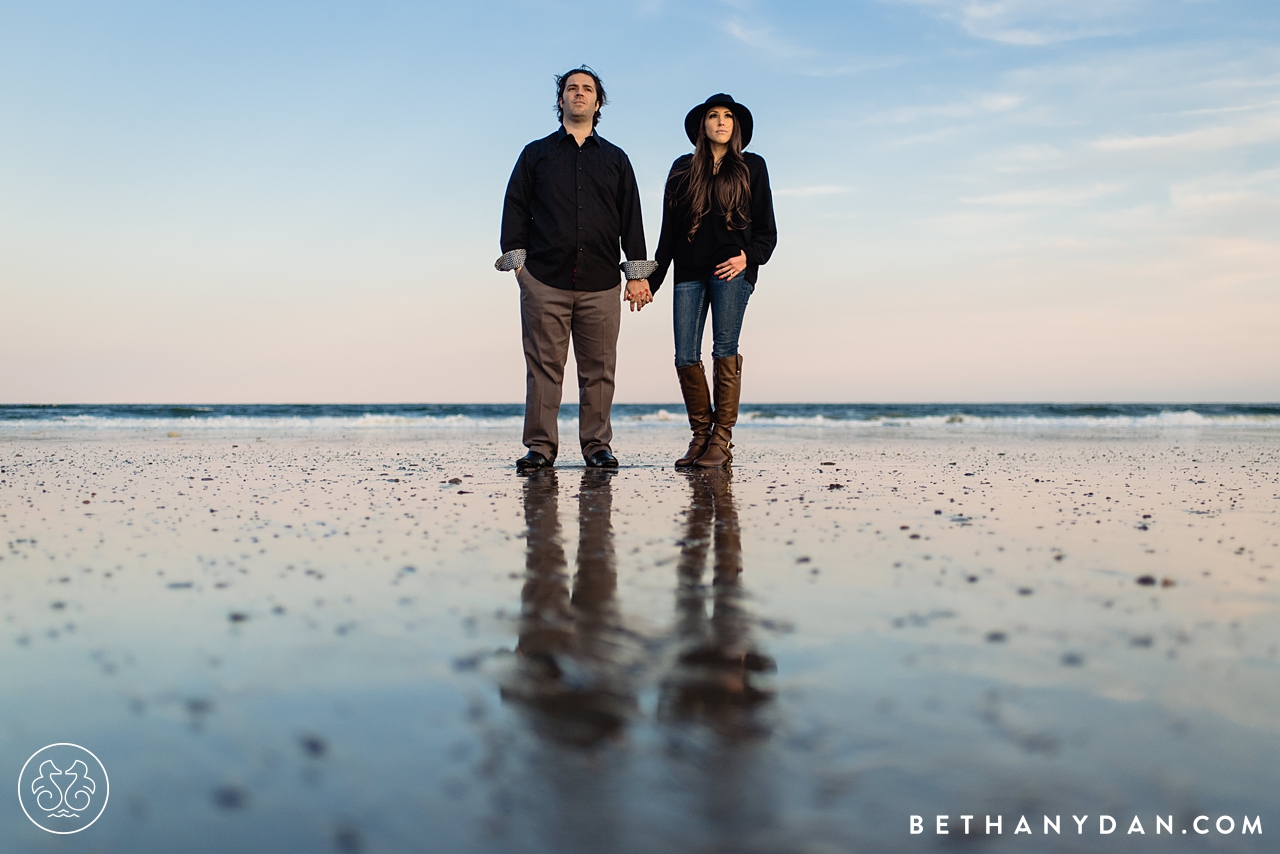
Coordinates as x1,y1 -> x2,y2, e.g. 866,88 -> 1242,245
684,93 -> 753,148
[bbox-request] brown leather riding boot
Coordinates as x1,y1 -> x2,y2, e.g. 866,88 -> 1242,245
694,354 -> 742,468
675,362 -> 713,467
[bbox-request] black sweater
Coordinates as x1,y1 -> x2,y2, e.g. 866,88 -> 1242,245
651,151 -> 777,292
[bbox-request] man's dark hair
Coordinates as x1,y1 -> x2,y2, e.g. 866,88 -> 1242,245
555,66 -> 607,127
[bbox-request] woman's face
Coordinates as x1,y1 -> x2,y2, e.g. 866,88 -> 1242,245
704,107 -> 734,146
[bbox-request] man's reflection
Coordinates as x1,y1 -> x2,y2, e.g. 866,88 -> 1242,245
502,469 -> 637,747
659,469 -> 775,735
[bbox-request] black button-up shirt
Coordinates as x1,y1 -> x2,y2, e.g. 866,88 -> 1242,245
501,127 -> 647,292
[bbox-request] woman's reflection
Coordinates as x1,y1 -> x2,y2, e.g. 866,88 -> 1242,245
659,469 -> 775,736
501,469 -> 637,747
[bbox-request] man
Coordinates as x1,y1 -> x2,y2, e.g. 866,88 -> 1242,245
496,66 -> 655,472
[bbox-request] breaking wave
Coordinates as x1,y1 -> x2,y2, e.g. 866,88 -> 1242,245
2,403 -> 1277,436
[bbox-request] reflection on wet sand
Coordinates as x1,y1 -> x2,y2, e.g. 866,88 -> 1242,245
503,469 -> 774,747
660,470 -> 775,736
502,469 -> 638,746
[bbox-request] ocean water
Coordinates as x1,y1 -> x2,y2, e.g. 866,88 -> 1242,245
1,402 -> 1278,436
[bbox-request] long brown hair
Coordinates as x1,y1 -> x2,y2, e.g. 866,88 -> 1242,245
672,110 -> 751,240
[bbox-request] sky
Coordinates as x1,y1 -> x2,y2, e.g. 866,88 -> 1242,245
1,0 -> 1277,404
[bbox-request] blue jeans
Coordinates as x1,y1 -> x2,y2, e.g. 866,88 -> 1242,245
673,274 -> 754,368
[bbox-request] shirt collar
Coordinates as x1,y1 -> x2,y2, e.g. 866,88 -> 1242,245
556,125 -> 599,147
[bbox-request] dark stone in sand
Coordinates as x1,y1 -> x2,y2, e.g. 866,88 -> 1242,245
334,825 -> 363,853
300,734 -> 328,757
212,785 -> 249,809
452,653 -> 483,671
986,631 -> 1007,643
186,698 -> 213,715
229,611 -> 249,622
1136,575 -> 1157,586
1061,652 -> 1085,667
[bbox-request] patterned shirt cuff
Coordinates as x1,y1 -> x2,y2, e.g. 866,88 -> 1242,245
494,249 -> 526,272
620,260 -> 658,280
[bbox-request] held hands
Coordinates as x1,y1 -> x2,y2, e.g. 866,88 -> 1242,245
625,279 -> 653,312
519,267 -> 652,311
715,251 -> 748,280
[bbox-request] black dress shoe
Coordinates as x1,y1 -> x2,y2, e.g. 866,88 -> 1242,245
515,451 -> 553,472
584,449 -> 619,468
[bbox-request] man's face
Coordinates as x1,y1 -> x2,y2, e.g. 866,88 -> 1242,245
560,73 -> 599,123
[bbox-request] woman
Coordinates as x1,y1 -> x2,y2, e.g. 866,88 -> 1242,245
651,94 -> 777,468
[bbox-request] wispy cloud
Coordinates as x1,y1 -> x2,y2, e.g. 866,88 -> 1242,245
871,92 -> 1024,125
985,144 -> 1066,173
1212,73 -> 1280,91
722,19 -> 812,59
718,13 -> 904,78
1169,167 -> 1280,216
1095,114 -> 1280,153
886,0 -> 1153,46
1171,100 -> 1280,118
890,127 -> 961,147
800,57 -> 909,78
774,185 -> 850,197
963,183 -> 1120,206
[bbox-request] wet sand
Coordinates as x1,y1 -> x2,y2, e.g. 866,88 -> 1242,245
2,426 -> 1277,852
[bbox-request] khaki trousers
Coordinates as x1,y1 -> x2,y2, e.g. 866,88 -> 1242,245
518,267 -> 622,460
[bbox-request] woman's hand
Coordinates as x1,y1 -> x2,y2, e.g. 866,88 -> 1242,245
625,279 -> 653,312
715,251 -> 747,280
